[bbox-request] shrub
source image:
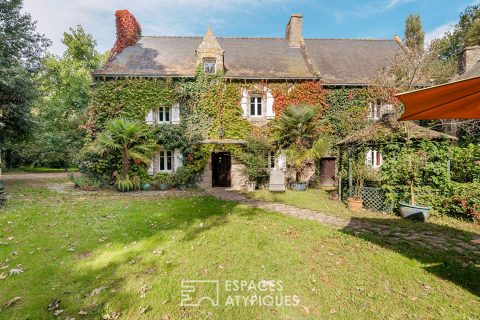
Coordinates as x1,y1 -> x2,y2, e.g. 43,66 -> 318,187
115,175 -> 141,192
172,166 -> 194,188
70,174 -> 102,191
153,172 -> 172,189
441,182 -> 480,222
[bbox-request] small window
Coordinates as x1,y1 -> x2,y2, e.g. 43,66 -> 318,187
366,149 -> 383,168
203,59 -> 216,74
250,96 -> 262,116
368,100 -> 382,120
268,151 -> 275,169
158,106 -> 170,124
158,150 -> 173,172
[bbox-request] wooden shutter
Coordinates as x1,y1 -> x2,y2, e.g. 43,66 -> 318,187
171,103 -> 180,124
266,89 -> 275,119
174,149 -> 183,171
145,109 -> 154,124
240,89 -> 248,118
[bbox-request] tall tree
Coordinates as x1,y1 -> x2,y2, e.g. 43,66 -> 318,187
0,0 -> 50,146
9,25 -> 106,169
405,14 -> 425,52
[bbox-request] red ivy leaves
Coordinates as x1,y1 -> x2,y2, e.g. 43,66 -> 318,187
110,10 -> 141,59
271,81 -> 328,116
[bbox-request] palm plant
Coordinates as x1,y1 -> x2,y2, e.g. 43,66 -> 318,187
91,118 -> 156,178
272,105 -> 331,183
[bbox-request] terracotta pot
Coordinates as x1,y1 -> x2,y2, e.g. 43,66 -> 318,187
348,198 -> 363,211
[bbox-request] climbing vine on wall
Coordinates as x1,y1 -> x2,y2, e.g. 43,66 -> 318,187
111,9 -> 141,58
269,81 -> 328,115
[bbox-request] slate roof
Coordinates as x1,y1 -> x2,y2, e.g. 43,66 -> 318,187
94,36 -> 401,85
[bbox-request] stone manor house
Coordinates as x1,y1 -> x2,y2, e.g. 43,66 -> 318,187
93,14 -> 402,190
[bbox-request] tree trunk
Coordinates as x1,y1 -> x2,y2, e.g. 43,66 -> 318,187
410,181 -> 415,205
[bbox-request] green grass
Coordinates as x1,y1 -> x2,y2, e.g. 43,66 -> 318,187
0,180 -> 479,319
246,189 -> 480,234
3,166 -> 78,173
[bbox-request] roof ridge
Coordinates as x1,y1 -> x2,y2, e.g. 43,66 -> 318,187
141,35 -> 394,41
305,38 -> 395,41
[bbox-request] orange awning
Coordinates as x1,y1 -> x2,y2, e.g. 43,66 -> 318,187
396,76 -> 480,121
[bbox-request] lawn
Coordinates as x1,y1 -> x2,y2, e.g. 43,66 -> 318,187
0,179 -> 479,319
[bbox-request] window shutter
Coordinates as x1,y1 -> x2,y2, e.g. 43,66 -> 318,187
240,89 -> 248,118
155,151 -> 161,172
266,90 -> 275,119
148,151 -> 157,175
145,109 -> 154,124
172,103 -> 180,124
174,149 -> 183,171
277,151 -> 287,172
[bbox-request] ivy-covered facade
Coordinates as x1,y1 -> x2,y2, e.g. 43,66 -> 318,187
87,13 -> 402,190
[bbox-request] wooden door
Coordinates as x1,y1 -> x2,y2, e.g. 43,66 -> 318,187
320,157 -> 336,186
212,152 -> 231,187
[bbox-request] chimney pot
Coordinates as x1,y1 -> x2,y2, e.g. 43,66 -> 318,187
285,14 -> 303,48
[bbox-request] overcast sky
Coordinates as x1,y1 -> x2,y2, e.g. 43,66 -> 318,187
22,0 -> 480,55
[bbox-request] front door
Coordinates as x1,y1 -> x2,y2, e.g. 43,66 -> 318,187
212,152 -> 231,187
320,157 -> 336,186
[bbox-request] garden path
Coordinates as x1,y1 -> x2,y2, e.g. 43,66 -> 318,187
206,188 -> 480,264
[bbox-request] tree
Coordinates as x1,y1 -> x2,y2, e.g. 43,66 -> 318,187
465,18 -> 480,46
91,118 -> 156,178
0,0 -> 50,148
8,25 -> 107,169
271,105 -> 331,182
405,14 -> 425,52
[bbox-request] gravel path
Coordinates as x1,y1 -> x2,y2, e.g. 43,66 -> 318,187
206,188 -> 480,263
1,172 -> 75,180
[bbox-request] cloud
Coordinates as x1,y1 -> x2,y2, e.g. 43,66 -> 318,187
22,0 -> 289,55
425,21 -> 455,45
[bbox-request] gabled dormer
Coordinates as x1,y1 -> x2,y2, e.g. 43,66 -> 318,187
196,25 -> 224,74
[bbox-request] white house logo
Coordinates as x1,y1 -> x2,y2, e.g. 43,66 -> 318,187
181,280 -> 220,307
180,279 -> 300,308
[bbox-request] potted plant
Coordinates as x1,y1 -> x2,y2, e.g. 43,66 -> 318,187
396,125 -> 431,221
347,160 -> 374,211
155,172 -> 172,190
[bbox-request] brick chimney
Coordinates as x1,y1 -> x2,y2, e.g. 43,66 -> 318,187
285,14 -> 303,48
458,46 -> 480,74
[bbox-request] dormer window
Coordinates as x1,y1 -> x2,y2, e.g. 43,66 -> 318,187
250,96 -> 262,117
203,58 -> 216,74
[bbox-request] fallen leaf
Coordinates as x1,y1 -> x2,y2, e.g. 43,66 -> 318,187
47,298 -> 61,311
4,296 -> 21,309
139,305 -> 151,314
0,272 -> 6,280
162,315 -> 170,320
9,268 -> 24,276
140,284 -> 152,299
78,310 -> 88,315
302,306 -> 310,315
90,286 -> 107,296
54,309 -> 64,317
103,311 -> 121,320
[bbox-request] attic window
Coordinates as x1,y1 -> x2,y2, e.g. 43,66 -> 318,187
203,59 -> 216,74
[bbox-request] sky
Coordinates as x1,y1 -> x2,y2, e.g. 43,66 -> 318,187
22,0 -> 480,55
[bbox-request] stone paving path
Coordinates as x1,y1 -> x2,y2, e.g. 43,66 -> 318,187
206,188 -> 480,263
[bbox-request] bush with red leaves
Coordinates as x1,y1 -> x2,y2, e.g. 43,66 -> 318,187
110,9 -> 141,59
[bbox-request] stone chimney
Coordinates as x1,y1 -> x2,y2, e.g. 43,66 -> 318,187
458,46 -> 480,74
285,14 -> 303,48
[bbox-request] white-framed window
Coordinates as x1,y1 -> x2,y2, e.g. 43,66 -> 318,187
366,149 -> 383,168
158,106 -> 170,123
203,58 -> 216,74
158,150 -> 173,172
250,96 -> 262,116
368,100 -> 382,120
